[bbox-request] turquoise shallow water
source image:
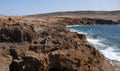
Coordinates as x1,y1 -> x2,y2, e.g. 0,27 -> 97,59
67,25 -> 120,61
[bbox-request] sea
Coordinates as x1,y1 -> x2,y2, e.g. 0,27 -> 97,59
67,25 -> 120,62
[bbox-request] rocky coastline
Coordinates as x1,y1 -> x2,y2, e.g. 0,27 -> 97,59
0,14 -> 119,71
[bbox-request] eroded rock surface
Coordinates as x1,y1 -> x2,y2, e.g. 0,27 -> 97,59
0,22 -> 113,71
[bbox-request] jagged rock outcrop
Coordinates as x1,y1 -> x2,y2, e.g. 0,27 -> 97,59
0,23 -> 36,43
0,23 -> 114,71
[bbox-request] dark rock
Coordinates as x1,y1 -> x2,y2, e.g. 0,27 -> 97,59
77,34 -> 87,42
40,38 -> 47,44
33,41 -> 38,44
9,61 -> 22,71
10,49 -> 18,59
9,57 -> 43,71
0,23 -> 36,43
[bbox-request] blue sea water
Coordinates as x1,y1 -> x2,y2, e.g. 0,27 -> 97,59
67,25 -> 120,61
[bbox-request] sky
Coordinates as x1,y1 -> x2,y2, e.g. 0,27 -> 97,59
0,0 -> 120,16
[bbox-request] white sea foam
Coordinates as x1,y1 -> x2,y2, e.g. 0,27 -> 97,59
87,37 -> 120,62
68,26 -> 120,62
67,25 -> 84,28
100,48 -> 120,61
69,29 -> 87,35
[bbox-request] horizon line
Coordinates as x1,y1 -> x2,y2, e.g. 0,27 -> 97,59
0,10 -> 120,16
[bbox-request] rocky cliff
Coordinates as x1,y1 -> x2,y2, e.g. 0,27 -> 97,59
52,17 -> 119,26
26,10 -> 120,23
0,17 -> 114,71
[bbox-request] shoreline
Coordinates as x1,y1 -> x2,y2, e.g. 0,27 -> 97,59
0,15 -> 119,71
67,24 -> 120,71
